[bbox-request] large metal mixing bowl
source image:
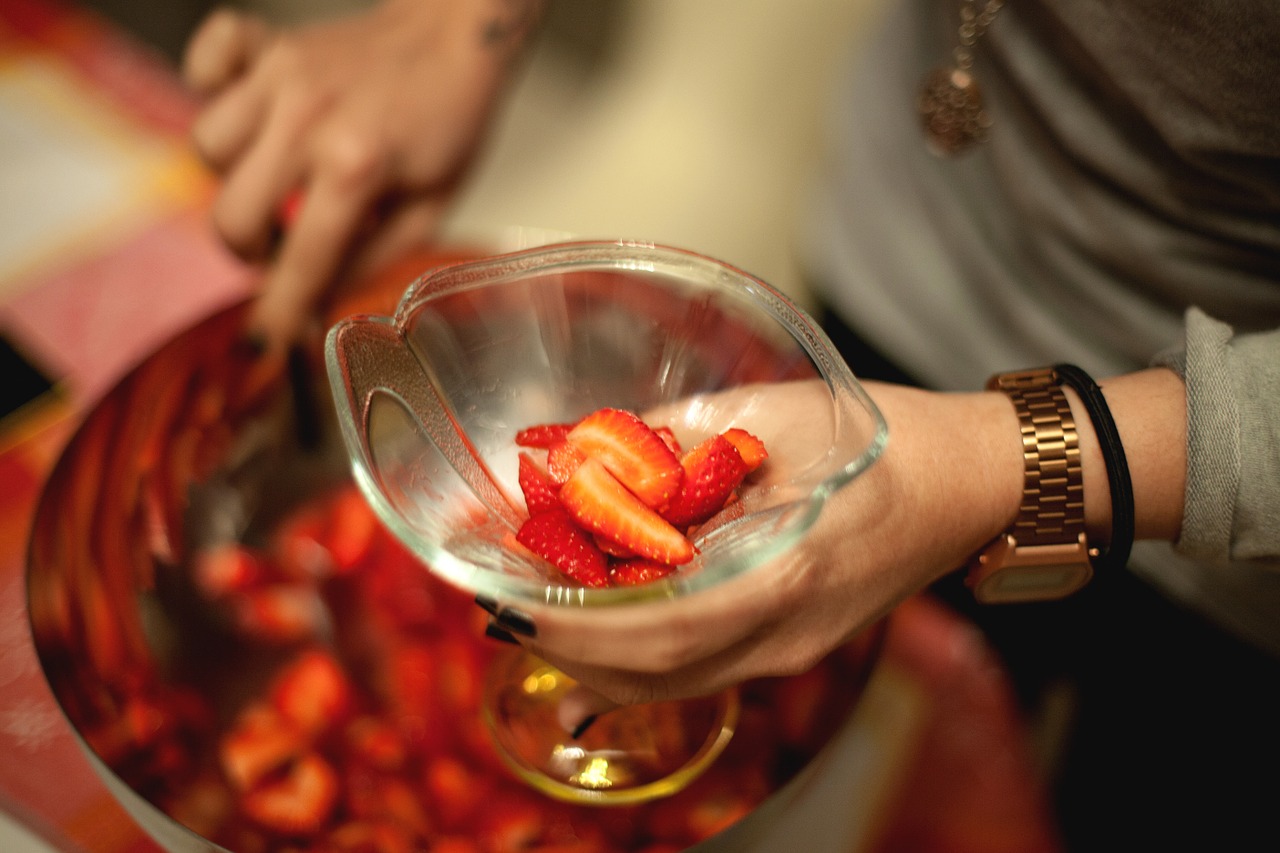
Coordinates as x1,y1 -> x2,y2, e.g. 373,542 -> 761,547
25,248 -> 883,852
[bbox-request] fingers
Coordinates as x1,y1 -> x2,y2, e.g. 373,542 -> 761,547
182,7 -> 273,96
337,194 -> 453,284
554,684 -> 620,736
523,551 -> 809,676
245,150 -> 387,349
531,626 -> 785,708
209,88 -> 319,258
191,77 -> 268,172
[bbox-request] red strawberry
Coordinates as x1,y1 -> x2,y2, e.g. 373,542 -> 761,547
566,408 -> 683,508
194,543 -> 263,598
661,434 -> 749,529
559,459 -> 693,566
272,504 -> 335,580
721,427 -> 768,472
434,638 -> 483,714
609,558 -> 677,586
477,791 -> 545,853
241,752 -> 339,835
232,584 -> 325,644
219,704 -> 305,791
516,508 -> 610,587
515,421 -> 577,448
655,426 -> 683,455
325,820 -> 419,853
546,440 -> 587,485
269,648 -> 352,737
343,716 -> 407,771
517,452 -> 560,515
323,488 -> 380,573
424,755 -> 487,831
594,532 -> 637,560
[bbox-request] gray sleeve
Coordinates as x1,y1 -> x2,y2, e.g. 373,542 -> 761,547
1153,308 -> 1280,567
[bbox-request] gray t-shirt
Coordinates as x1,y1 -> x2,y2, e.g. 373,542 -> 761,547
800,0 -> 1280,653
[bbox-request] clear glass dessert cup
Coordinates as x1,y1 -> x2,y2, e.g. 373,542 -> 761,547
325,240 -> 888,804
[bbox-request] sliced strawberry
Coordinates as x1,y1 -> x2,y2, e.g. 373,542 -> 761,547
343,716 -> 407,771
516,452 -> 560,515
546,440 -> 587,485
559,459 -> 693,566
477,791 -> 545,853
516,508 -> 609,587
380,643 -> 444,753
241,752 -> 339,836
434,637 -> 483,714
655,426 -> 683,456
194,543 -> 263,599
566,408 -> 683,508
325,820 -> 419,853
323,488 -> 380,573
661,434 -> 749,529
515,421 -> 578,448
721,427 -> 768,472
594,532 -> 637,560
609,558 -> 677,587
219,704 -> 306,791
231,584 -> 326,644
269,648 -> 352,737
272,504 -> 335,580
424,755 -> 487,831
343,773 -> 432,839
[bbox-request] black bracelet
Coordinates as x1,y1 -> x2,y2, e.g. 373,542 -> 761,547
1053,363 -> 1135,573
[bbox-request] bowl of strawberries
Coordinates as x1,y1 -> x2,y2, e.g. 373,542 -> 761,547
326,240 -> 889,804
27,243 -> 888,852
326,240 -> 888,605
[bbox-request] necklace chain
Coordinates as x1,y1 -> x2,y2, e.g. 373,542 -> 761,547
954,0 -> 1005,69
918,0 -> 1006,157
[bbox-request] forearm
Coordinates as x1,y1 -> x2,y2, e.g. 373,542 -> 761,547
1072,367 -> 1186,545
851,367 -> 1188,597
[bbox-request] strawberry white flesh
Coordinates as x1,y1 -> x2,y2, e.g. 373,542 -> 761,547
566,408 -> 683,509
558,458 -> 694,566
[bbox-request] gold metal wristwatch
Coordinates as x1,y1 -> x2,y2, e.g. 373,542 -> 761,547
967,367 -> 1094,603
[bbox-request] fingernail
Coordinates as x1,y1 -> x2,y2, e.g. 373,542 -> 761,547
496,607 -> 536,638
571,714 -> 598,740
484,620 -> 520,645
474,594 -> 500,617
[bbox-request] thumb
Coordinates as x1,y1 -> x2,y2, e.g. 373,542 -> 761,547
556,683 -> 620,738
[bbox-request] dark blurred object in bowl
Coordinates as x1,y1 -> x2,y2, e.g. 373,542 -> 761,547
26,248 -> 883,852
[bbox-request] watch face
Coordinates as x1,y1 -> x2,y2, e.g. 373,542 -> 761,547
973,563 -> 1093,604
968,534 -> 1094,603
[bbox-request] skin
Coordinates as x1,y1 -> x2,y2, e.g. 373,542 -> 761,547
514,369 -> 1187,726
182,0 -> 544,351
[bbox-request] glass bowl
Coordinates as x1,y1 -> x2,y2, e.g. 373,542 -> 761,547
325,239 -> 888,608
325,240 -> 888,803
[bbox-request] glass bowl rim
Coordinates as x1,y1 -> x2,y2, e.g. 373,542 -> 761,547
325,239 -> 888,608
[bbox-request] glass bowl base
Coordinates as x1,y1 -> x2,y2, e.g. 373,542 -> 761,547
484,649 -> 739,806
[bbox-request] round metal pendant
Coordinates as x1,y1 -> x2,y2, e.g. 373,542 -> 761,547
917,67 -> 992,157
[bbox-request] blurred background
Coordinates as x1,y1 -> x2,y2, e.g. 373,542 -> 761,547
74,0 -> 888,306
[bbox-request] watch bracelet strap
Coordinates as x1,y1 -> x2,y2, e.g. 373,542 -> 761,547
1052,363 -> 1135,573
988,369 -> 1085,547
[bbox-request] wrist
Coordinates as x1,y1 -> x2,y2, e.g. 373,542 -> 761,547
854,383 -> 1026,586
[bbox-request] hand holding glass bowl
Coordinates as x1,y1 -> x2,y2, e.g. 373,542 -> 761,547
326,240 -> 888,803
